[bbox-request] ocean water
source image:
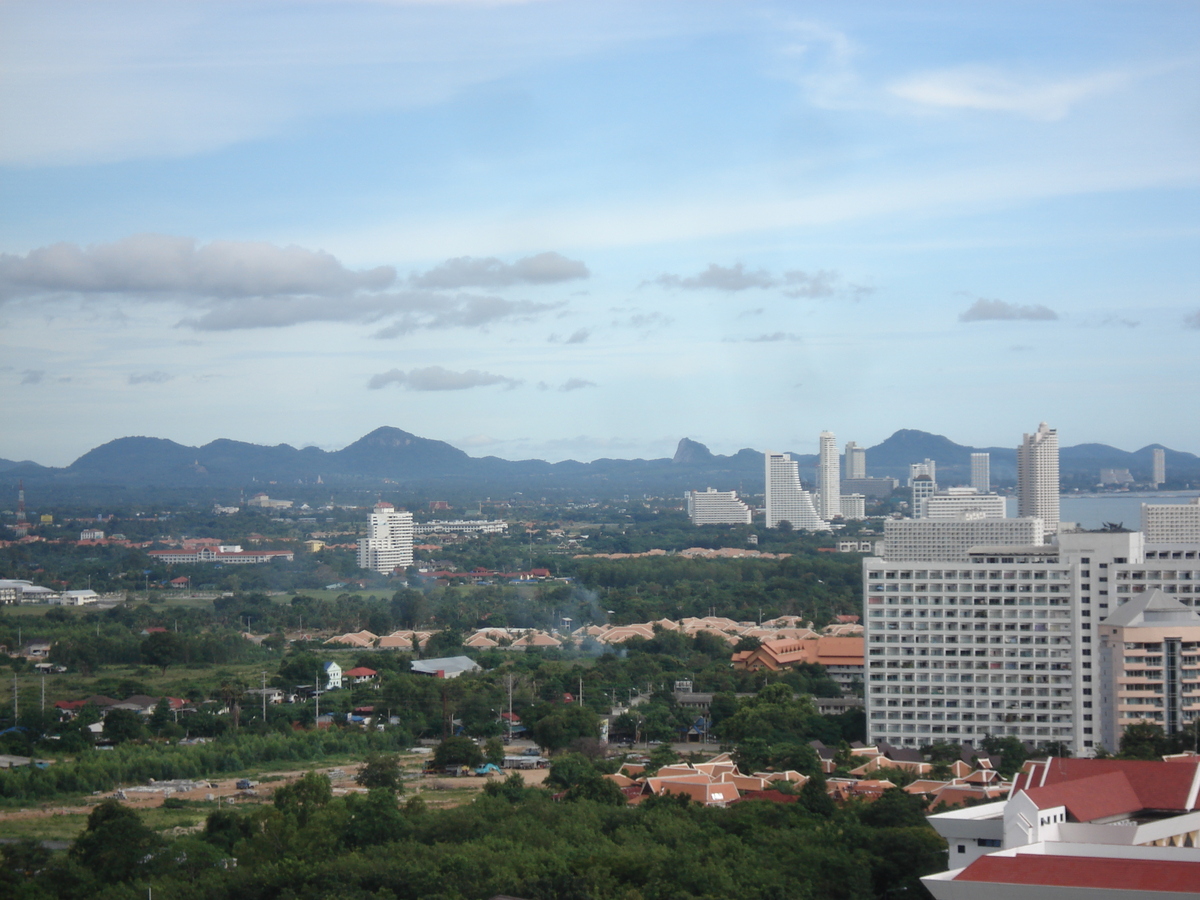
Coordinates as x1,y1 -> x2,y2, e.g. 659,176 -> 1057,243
1003,492 -> 1200,531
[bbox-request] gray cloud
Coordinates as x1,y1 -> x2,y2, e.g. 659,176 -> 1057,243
410,252 -> 589,289
613,311 -> 673,329
559,378 -> 596,391
367,365 -> 521,391
548,327 -> 590,344
128,371 -> 173,385
0,235 -> 566,335
959,297 -> 1058,322
651,263 -> 872,298
20,369 -> 45,385
0,234 -> 394,302
745,332 -> 802,343
1098,316 -> 1139,328
652,262 -> 774,291
1184,311 -> 1200,329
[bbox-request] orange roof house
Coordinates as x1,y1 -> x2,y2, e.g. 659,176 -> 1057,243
731,635 -> 864,672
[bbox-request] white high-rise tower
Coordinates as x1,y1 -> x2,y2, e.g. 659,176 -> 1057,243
1018,422 -> 1059,533
844,441 -> 866,480
818,431 -> 841,520
970,452 -> 990,493
764,452 -> 829,530
357,502 -> 414,574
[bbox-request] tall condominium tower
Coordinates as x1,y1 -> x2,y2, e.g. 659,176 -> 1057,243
357,502 -> 414,574
844,441 -> 867,480
764,451 -> 829,530
1018,422 -> 1060,533
1153,448 -> 1166,487
970,452 -> 990,494
818,431 -> 841,520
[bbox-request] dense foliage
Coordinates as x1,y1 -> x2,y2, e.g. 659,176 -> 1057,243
3,768 -> 947,900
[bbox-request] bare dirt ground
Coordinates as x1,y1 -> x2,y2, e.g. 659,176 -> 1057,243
0,757 -> 551,828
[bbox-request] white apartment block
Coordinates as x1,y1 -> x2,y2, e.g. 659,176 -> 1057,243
686,488 -> 753,525
1018,422 -> 1059,533
357,503 -> 414,574
1143,499 -> 1200,544
413,519 -> 508,535
840,494 -> 866,520
864,530 -> 1152,757
1153,447 -> 1166,486
764,451 -> 829,531
882,517 -> 1045,563
970,452 -> 990,494
818,430 -> 841,520
844,442 -> 866,480
923,487 -> 1006,521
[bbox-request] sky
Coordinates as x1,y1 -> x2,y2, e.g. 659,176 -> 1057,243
1,0 -> 1198,467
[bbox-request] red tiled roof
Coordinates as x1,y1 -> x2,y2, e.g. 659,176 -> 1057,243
1015,757 -> 1200,813
956,854 -> 1200,893
1022,771 -> 1142,822
343,667 -> 378,677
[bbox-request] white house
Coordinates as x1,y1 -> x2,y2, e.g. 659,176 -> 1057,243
322,661 -> 342,690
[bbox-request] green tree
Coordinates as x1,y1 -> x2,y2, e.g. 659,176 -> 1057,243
140,630 -> 185,676
1119,721 -> 1169,759
432,735 -> 483,769
355,752 -> 405,794
103,708 -> 145,743
70,799 -> 162,882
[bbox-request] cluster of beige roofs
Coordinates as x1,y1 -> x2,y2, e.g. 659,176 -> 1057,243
320,615 -> 863,651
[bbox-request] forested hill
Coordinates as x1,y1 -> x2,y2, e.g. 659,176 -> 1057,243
4,426 -> 1197,495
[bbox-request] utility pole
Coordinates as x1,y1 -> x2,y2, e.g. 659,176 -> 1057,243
12,674 -> 17,722
261,672 -> 267,724
315,666 -> 320,723
41,675 -> 45,713
506,675 -> 514,745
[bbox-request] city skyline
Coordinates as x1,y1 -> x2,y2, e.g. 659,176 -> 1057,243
2,1 -> 1198,466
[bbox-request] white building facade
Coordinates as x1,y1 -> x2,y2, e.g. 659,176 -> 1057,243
1143,499 -> 1200,544
357,503 -> 414,574
764,452 -> 829,531
686,488 -> 753,525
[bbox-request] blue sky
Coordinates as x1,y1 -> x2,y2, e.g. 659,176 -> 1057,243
1,0 -> 1197,467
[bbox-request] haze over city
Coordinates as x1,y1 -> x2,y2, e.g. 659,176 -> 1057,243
2,1 -> 1197,467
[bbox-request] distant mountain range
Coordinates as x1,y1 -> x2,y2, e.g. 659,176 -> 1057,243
1,426 -> 1196,497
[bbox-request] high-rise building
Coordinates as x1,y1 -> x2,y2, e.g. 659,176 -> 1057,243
911,474 -> 937,518
1153,448 -> 1166,487
686,488 -> 752,525
845,441 -> 867,480
971,452 -> 991,494
357,502 -> 414,574
1018,422 -> 1059,533
880,515 -> 1044,561
818,431 -> 841,520
764,451 -> 829,531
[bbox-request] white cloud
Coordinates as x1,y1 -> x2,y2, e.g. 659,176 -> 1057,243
367,365 -> 521,391
959,297 -> 1058,322
889,66 -> 1129,121
410,251 -> 589,288
743,332 -> 802,343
